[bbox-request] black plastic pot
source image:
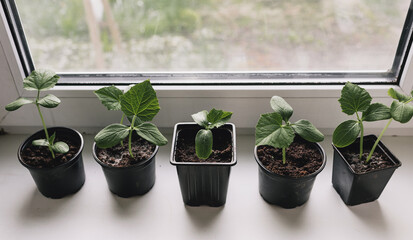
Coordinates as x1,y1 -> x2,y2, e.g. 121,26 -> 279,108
18,127 -> 85,198
92,143 -> 159,198
254,138 -> 326,209
170,123 -> 236,207
332,135 -> 402,206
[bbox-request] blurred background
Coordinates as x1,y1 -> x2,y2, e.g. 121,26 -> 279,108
15,0 -> 411,73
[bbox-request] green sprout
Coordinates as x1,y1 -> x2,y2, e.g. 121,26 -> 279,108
333,82 -> 413,162
5,69 -> 69,159
94,80 -> 168,157
191,108 -> 233,159
255,96 -> 324,164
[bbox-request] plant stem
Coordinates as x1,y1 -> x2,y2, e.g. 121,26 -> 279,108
120,113 -> 125,146
366,119 -> 392,163
356,112 -> 363,160
36,91 -> 55,159
282,147 -> 286,164
359,122 -> 364,160
128,115 -> 136,157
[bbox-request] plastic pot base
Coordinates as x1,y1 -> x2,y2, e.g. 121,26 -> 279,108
176,165 -> 232,207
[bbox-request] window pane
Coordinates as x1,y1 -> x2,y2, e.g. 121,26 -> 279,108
15,0 -> 411,73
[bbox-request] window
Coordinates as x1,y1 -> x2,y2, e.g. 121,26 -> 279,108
2,0 -> 413,133
3,0 -> 413,85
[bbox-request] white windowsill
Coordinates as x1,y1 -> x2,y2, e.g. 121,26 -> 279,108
0,133 -> 412,240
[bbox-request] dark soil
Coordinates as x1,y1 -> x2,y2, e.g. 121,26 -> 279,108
96,135 -> 156,167
341,150 -> 394,174
257,138 -> 323,177
175,128 -> 233,163
21,139 -> 80,168
339,137 -> 396,174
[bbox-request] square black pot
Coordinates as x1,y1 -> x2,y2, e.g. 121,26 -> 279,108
170,123 -> 236,207
332,135 -> 402,206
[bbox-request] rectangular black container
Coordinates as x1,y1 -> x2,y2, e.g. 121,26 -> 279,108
332,135 -> 401,206
170,123 -> 236,207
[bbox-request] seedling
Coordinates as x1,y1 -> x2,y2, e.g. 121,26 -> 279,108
5,69 -> 68,159
94,80 -> 168,157
255,96 -> 324,164
333,82 -> 413,162
191,108 -> 233,159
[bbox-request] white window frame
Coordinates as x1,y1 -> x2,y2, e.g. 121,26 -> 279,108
1,2 -> 413,135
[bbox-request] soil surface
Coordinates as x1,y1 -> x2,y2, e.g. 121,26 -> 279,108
339,137 -> 396,174
96,135 -> 156,167
175,128 -> 233,163
21,139 -> 80,168
257,138 -> 323,177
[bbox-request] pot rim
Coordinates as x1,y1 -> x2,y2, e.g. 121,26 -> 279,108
331,134 -> 402,175
17,126 -> 84,171
170,122 -> 237,166
254,137 -> 327,180
92,140 -> 159,170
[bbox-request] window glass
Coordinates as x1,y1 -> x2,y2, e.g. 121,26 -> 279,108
15,0 -> 411,73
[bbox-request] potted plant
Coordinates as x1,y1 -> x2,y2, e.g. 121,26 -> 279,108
332,82 -> 411,205
5,69 -> 85,198
254,96 -> 326,208
170,109 -> 236,207
93,80 -> 168,198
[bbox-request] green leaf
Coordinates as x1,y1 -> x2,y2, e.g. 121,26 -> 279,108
388,88 -> 411,102
38,94 -> 61,108
51,141 -> 69,153
5,98 -> 33,111
23,69 -> 59,91
49,132 -> 56,145
95,124 -> 130,148
362,103 -> 391,122
333,120 -> 361,148
134,123 -> 168,146
207,108 -> 232,129
390,100 -> 413,123
270,96 -> 293,122
291,119 -> 324,142
191,110 -> 208,128
120,80 -> 160,121
255,112 -> 295,148
338,82 -> 372,115
94,86 -> 123,111
32,139 -> 49,146
195,129 -> 213,159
